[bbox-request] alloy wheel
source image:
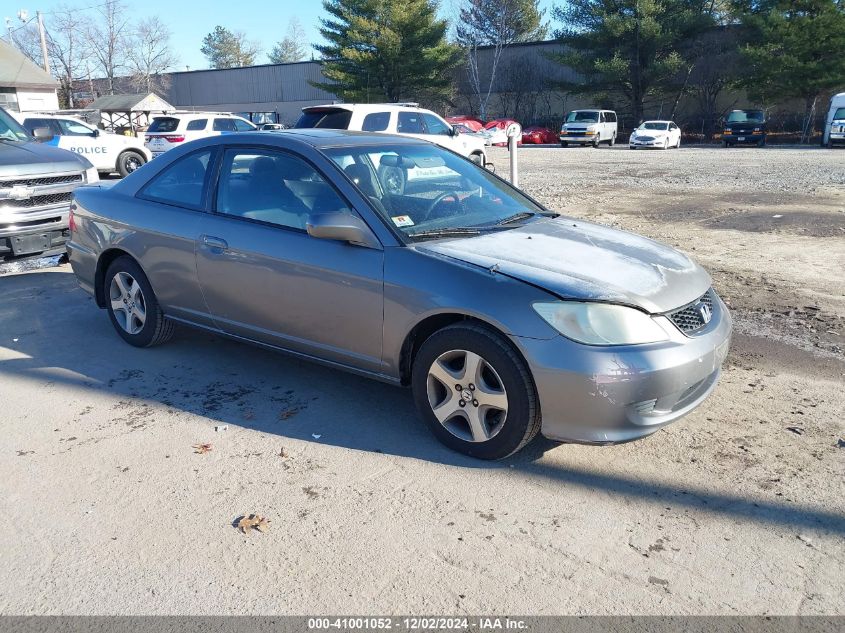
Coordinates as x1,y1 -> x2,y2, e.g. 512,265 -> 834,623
426,349 -> 508,443
109,271 -> 146,335
124,155 -> 142,172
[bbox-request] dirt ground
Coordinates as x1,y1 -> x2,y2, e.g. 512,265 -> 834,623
0,145 -> 843,616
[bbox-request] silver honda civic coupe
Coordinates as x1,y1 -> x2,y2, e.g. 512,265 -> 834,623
68,130 -> 731,459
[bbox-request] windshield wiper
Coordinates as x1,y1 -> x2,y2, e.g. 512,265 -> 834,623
407,227 -> 483,240
494,211 -> 558,226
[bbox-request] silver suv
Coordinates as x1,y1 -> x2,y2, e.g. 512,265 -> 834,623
0,107 -> 97,261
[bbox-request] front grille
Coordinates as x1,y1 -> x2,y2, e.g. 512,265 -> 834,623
667,290 -> 715,334
637,136 -> 655,142
1,192 -> 72,209
0,174 -> 83,188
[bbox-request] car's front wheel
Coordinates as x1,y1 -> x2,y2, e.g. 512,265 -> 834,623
411,323 -> 541,459
104,256 -> 174,347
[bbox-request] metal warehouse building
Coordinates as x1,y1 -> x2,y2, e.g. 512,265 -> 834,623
164,61 -> 338,123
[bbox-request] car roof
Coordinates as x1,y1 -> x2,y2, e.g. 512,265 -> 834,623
201,128 -> 430,150
302,103 -> 425,114
643,120 -> 671,123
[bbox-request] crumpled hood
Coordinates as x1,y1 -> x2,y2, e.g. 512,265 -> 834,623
419,218 -> 711,313
0,140 -> 88,177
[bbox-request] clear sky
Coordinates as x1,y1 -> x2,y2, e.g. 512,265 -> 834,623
9,0 -> 558,72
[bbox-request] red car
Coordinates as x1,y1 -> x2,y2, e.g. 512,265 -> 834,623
446,116 -> 485,132
521,126 -> 557,144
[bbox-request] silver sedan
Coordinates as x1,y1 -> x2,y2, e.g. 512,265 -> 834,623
68,130 -> 731,459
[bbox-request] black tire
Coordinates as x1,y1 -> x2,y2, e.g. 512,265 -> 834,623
608,133 -> 616,146
117,150 -> 146,177
723,140 -> 731,148
758,138 -> 766,148
411,323 -> 541,460
469,152 -> 484,166
104,256 -> 174,347
560,142 -> 568,148
592,136 -> 600,148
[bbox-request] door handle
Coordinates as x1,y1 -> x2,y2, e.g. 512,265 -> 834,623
201,235 -> 228,251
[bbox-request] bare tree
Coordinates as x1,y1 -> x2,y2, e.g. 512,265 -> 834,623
455,0 -> 547,120
269,17 -> 308,64
126,16 -> 177,93
85,0 -> 129,95
10,23 -> 44,67
45,6 -> 91,108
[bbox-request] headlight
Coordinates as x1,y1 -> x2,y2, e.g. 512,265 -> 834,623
533,302 -> 669,346
85,166 -> 100,184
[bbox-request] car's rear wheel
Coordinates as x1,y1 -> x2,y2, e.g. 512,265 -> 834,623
104,256 -> 174,347
117,150 -> 146,177
411,323 -> 541,459
469,152 -> 484,166
608,133 -> 616,146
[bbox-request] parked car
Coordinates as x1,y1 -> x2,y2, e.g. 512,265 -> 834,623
559,109 -> 618,147
68,129 -> 731,459
481,118 -> 522,146
629,120 -> 682,149
822,92 -> 845,148
259,123 -> 286,131
722,110 -> 767,147
294,103 -> 488,166
521,126 -> 557,145
15,112 -> 152,176
0,106 -> 97,261
446,116 -> 484,132
144,112 -> 257,157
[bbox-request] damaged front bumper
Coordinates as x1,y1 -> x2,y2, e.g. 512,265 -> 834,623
511,294 -> 732,444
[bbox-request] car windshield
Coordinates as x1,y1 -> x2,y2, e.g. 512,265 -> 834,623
834,107 -> 845,120
323,143 -> 548,241
639,122 -> 669,130
727,110 -> 765,123
566,111 -> 599,123
0,109 -> 31,142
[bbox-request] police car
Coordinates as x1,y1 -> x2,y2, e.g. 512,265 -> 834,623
15,113 -> 152,177
144,112 -> 257,157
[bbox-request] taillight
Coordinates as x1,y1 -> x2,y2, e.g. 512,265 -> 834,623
69,203 -> 77,232
164,135 -> 185,143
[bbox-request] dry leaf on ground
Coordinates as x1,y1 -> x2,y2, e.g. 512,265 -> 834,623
236,514 -> 270,534
192,443 -> 212,454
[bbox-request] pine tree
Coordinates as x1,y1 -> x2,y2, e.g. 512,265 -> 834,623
550,0 -> 715,123
314,0 -> 461,103
737,0 -> 845,138
201,25 -> 261,69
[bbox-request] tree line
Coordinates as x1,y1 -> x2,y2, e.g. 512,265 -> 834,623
315,0 -> 845,137
9,0 -> 845,137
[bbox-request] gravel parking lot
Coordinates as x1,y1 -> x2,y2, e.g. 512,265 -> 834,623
1,145 -> 843,615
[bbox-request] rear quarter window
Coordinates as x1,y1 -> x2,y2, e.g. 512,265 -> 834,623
362,112 -> 390,132
148,117 -> 180,133
186,119 -> 207,131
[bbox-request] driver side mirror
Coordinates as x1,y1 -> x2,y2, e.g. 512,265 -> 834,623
32,127 -> 54,143
450,126 -> 460,136
306,213 -> 381,249
91,128 -> 100,138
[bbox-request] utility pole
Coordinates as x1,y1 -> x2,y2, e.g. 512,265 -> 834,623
5,17 -> 15,47
36,10 -> 50,75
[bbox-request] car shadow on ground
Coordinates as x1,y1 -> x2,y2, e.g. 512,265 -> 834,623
2,268 -> 843,536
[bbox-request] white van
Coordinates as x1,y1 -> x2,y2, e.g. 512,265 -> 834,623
823,92 -> 845,148
559,109 -> 618,147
